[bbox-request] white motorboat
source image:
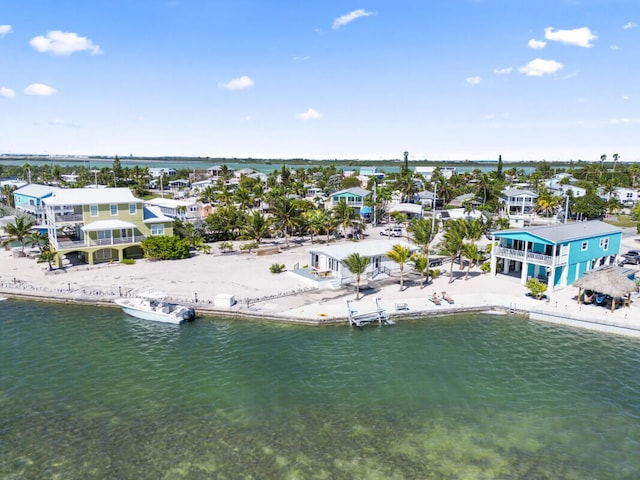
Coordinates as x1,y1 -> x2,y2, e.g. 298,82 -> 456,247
115,291 -> 196,324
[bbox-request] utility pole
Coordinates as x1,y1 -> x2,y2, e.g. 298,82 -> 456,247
431,182 -> 437,241
564,195 -> 569,224
372,182 -> 377,227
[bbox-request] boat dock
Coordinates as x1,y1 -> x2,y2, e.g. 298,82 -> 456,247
347,298 -> 395,327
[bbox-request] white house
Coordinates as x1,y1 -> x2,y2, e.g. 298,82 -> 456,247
500,188 -> 538,215
144,197 -> 203,221
414,166 -> 456,181
306,239 -> 418,288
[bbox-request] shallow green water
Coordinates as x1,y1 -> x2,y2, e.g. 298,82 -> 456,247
1,300 -> 639,479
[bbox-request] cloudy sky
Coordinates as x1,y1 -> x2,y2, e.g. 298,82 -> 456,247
0,1 -> 638,161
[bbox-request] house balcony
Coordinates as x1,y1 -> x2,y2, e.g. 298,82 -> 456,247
53,213 -> 84,223
494,246 -> 568,266
54,235 -> 146,250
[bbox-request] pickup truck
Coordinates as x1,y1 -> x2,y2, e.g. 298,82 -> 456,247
380,227 -> 403,237
621,250 -> 640,265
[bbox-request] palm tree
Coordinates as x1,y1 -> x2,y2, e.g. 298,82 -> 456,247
270,197 -> 300,248
342,253 -> 370,300
1,216 -> 35,252
233,186 -> 254,211
28,230 -> 50,253
303,209 -> 332,244
461,242 -> 482,280
407,218 -> 439,284
410,253 -> 429,289
36,245 -> 58,271
438,222 -> 465,283
199,185 -> 217,205
386,243 -> 412,291
241,211 -> 271,244
332,199 -> 358,237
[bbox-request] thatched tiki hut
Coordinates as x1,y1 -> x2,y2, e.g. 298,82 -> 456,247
573,266 -> 638,312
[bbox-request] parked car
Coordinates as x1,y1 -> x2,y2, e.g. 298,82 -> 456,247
621,250 -> 640,265
380,227 -> 403,237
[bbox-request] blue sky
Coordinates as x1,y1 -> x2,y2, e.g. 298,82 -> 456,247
1,1 -> 638,162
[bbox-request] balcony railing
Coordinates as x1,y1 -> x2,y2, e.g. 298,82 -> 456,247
53,213 -> 84,223
54,235 -> 146,250
494,246 -> 568,266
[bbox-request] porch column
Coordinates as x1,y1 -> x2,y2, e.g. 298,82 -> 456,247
520,261 -> 528,285
490,254 -> 497,277
502,260 -> 510,274
548,267 -> 556,290
118,248 -> 124,262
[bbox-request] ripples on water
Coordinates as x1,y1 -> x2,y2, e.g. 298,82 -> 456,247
1,300 -> 640,479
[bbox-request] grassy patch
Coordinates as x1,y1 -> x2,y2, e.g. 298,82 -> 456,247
605,215 -> 638,228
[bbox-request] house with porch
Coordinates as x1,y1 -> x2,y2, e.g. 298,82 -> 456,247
489,220 -> 622,290
13,184 -> 60,225
329,187 -> 371,215
304,239 -> 418,289
44,187 -> 173,266
499,188 -> 538,215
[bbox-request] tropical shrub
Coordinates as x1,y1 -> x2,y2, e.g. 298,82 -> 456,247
141,235 -> 191,261
122,258 -> 136,265
526,278 -> 548,299
240,241 -> 259,253
270,263 -> 286,274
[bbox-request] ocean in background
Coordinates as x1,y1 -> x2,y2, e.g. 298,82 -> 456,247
0,156 -> 535,175
1,299 -> 639,479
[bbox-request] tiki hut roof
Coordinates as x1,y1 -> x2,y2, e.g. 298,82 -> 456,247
573,266 -> 638,298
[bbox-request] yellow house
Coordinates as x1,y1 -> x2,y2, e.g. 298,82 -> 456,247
44,188 -> 174,266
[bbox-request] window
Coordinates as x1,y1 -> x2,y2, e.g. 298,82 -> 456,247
97,230 -> 111,240
600,238 -> 609,251
96,248 -> 111,260
129,203 -> 136,214
151,224 -> 165,236
90,205 -> 98,217
581,241 -> 588,251
110,204 -> 118,216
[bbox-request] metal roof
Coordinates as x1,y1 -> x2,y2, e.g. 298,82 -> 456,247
45,187 -> 139,205
493,220 -> 622,244
14,184 -> 60,198
309,239 -> 417,261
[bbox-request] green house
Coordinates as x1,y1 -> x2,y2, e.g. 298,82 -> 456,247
44,187 -> 174,266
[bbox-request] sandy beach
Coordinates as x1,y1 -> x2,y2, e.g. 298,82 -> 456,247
2,228 -> 640,336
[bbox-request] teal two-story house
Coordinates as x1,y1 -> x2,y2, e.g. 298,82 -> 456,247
489,221 -> 622,290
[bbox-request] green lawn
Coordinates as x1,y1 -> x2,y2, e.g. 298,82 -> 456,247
605,214 -> 638,228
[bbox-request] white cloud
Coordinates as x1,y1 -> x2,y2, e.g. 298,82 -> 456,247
30,30 -> 103,55
493,67 -> 512,75
48,118 -> 80,128
466,76 -> 481,86
610,117 -> 640,125
528,38 -> 546,49
218,75 -> 254,90
544,26 -> 597,48
0,87 -> 16,98
623,22 -> 637,30
24,83 -> 57,96
332,9 -> 374,29
0,25 -> 12,37
297,108 -> 322,120
518,58 -> 563,76
610,44 -> 620,50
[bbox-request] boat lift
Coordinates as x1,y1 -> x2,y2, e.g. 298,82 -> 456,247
347,297 -> 395,327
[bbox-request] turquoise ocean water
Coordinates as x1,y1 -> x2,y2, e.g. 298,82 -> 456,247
1,299 -> 639,479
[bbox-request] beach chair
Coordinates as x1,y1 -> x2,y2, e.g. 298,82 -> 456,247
428,294 -> 441,306
441,291 -> 454,304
